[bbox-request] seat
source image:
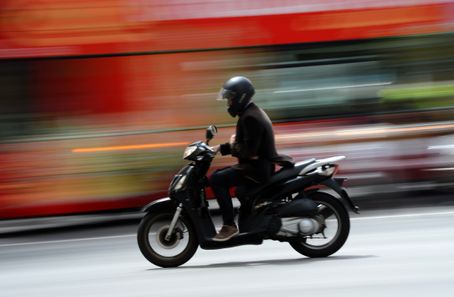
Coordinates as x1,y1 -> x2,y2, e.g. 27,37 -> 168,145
270,154 -> 295,168
239,158 -> 317,198
270,158 -> 316,184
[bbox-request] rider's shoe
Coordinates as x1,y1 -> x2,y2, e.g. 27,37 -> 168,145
212,224 -> 239,242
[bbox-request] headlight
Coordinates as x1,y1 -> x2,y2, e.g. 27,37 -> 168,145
183,146 -> 197,159
174,175 -> 187,191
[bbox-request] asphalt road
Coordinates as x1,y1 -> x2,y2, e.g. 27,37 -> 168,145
1,207 -> 454,297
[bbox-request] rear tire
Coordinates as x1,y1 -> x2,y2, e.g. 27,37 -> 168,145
137,212 -> 198,268
289,192 -> 350,258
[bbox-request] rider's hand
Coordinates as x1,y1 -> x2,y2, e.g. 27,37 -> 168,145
211,145 -> 220,155
229,134 -> 236,146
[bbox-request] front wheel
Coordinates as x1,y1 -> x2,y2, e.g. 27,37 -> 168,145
289,192 -> 350,258
137,212 -> 198,268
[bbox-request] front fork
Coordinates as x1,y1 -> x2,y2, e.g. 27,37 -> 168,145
165,203 -> 183,241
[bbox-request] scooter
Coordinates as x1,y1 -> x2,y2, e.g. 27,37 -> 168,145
137,125 -> 359,267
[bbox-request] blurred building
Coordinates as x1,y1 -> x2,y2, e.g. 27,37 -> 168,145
1,0 -> 454,218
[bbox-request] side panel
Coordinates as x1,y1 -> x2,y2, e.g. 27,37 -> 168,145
254,175 -> 359,214
267,174 -> 325,201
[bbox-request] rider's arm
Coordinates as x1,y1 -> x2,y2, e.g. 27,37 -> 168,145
230,116 -> 263,159
219,142 -> 232,156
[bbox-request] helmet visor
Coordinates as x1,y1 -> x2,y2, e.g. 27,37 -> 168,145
216,88 -> 237,102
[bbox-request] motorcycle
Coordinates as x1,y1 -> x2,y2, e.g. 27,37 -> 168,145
137,125 -> 359,267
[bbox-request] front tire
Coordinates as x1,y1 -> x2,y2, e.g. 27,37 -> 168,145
137,212 -> 198,268
289,192 -> 350,258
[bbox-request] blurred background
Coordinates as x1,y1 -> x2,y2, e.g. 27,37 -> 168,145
1,0 -> 454,219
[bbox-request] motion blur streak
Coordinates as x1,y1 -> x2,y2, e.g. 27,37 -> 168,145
336,123 -> 454,136
72,142 -> 189,153
276,122 -> 454,142
1,0 -> 454,218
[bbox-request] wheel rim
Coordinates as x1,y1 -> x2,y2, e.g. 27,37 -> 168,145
299,200 -> 341,249
146,217 -> 190,258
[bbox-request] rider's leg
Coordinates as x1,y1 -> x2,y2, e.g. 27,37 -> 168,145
210,167 -> 241,241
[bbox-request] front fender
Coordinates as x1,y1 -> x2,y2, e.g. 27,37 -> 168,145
142,197 -> 176,213
321,178 -> 360,214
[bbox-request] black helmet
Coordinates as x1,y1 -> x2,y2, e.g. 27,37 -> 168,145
217,76 -> 255,117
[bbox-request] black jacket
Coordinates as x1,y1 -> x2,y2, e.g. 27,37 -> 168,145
220,102 -> 278,183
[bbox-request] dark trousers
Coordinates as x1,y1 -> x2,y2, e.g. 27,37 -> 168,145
210,167 -> 246,226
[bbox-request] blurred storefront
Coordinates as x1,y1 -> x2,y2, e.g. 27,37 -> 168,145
1,0 -> 454,218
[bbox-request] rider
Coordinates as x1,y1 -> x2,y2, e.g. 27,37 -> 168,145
211,76 -> 279,241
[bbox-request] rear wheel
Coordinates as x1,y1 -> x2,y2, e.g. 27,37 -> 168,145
137,212 -> 198,268
289,192 -> 350,258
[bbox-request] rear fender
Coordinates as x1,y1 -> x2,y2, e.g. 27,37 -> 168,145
320,178 -> 360,213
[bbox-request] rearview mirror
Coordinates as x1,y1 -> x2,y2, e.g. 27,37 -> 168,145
205,125 -> 218,144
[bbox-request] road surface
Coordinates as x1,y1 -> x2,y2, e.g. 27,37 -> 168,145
1,207 -> 453,297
